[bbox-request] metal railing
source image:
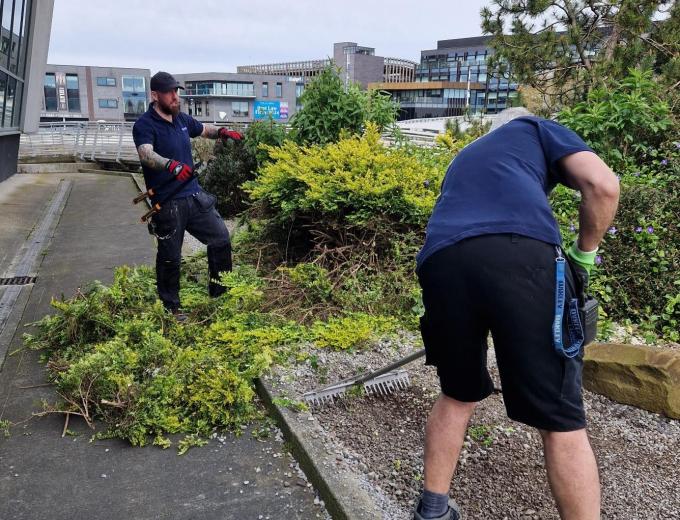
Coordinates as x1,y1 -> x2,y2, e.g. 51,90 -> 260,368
20,122 -> 140,164
19,120 -> 443,164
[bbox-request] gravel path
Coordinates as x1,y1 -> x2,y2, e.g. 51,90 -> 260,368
280,334 -> 680,519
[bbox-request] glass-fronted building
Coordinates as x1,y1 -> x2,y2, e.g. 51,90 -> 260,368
1,0 -> 54,182
0,0 -> 31,130
370,36 -> 519,119
173,72 -> 299,124
40,65 -> 150,122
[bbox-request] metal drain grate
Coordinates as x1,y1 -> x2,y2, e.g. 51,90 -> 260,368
0,276 -> 37,286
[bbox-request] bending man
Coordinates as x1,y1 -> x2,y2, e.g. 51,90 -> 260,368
414,108 -> 619,520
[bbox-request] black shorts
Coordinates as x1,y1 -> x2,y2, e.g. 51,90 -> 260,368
417,234 -> 586,432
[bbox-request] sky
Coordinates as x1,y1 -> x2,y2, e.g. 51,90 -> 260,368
47,0 -> 491,74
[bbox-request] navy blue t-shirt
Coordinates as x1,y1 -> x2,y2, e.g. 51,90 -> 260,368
416,117 -> 593,270
132,103 -> 204,203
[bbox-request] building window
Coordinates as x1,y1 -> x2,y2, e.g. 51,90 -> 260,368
262,82 -> 268,97
66,74 -> 80,112
3,75 -> 17,126
96,76 -> 116,87
195,100 -> 202,116
98,99 -> 118,109
1,0 -> 30,76
275,82 -> 282,97
232,101 -> 248,117
205,100 -> 209,117
122,75 -> 147,115
44,73 -> 57,111
184,81 -> 254,97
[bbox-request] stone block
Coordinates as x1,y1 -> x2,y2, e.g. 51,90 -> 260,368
583,343 -> 680,419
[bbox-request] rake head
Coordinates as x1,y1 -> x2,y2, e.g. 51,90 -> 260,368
302,370 -> 411,407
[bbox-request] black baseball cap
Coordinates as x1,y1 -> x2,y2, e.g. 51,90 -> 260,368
150,71 -> 184,92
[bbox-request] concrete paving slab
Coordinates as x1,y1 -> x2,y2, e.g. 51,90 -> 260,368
0,174 -> 66,274
0,173 -> 328,520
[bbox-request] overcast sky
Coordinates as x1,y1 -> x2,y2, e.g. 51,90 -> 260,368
48,0 -> 490,74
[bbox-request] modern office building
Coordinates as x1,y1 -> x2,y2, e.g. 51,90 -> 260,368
40,65 -> 151,122
1,0 -> 54,182
238,42 -> 416,89
370,36 -> 519,119
173,72 -> 299,124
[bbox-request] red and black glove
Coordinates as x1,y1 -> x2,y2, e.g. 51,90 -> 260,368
218,128 -> 243,142
165,159 -> 193,182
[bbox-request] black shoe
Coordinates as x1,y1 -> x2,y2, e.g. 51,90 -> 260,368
413,499 -> 461,520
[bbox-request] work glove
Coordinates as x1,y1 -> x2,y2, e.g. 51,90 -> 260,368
165,159 -> 193,182
217,128 -> 243,142
565,240 -> 597,297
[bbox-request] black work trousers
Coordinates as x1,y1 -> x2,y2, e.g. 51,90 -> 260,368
149,190 -> 231,311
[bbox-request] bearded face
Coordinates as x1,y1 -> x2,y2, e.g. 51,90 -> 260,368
154,89 -> 181,117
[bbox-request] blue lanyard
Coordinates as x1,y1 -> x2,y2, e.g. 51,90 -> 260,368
553,247 -> 584,358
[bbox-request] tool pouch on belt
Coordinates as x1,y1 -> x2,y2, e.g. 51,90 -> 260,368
567,258 -> 599,348
193,190 -> 217,212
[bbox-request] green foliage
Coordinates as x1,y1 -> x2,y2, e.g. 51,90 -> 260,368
24,262 -> 281,450
243,118 -> 289,169
245,123 -> 453,260
468,425 -> 494,447
558,69 -> 673,171
310,313 -> 398,350
0,419 -> 10,438
25,254 -> 404,450
197,120 -> 288,218
651,1 -> 680,94
435,117 -> 490,153
198,139 -> 257,218
290,65 -> 398,145
551,141 -> 680,341
271,397 -> 310,413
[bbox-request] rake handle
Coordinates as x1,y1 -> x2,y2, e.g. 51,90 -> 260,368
352,348 -> 425,386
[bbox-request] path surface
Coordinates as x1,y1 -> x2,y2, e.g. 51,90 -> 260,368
0,172 -> 327,520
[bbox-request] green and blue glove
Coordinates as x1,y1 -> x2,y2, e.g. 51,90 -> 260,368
565,240 -> 598,275
565,240 -> 597,296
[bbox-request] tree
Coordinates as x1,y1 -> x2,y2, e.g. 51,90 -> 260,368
651,0 -> 680,93
481,0 -> 675,111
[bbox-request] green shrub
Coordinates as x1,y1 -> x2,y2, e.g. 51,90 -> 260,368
244,123 -> 453,261
290,65 -> 398,145
551,143 -> 680,341
558,69 -> 674,172
198,139 -> 257,218
196,120 -> 289,218
243,118 -> 288,169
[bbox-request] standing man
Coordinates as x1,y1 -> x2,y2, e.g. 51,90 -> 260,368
414,108 -> 619,520
133,71 -> 243,320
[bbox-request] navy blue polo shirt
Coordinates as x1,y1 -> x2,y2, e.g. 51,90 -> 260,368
132,103 -> 204,203
416,116 -> 593,270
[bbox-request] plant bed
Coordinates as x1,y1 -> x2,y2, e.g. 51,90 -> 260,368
270,334 -> 680,519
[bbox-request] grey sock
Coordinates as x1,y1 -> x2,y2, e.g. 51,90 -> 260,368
419,488 -> 449,518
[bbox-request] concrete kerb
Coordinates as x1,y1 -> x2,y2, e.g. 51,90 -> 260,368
255,376 -> 383,520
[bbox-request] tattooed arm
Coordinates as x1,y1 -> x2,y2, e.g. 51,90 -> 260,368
201,124 -> 220,139
137,144 -> 170,170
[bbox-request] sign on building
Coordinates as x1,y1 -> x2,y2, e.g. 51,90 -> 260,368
56,72 -> 67,111
254,101 -> 288,120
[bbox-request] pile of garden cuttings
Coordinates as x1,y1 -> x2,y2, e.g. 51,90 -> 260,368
24,252 -> 405,453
